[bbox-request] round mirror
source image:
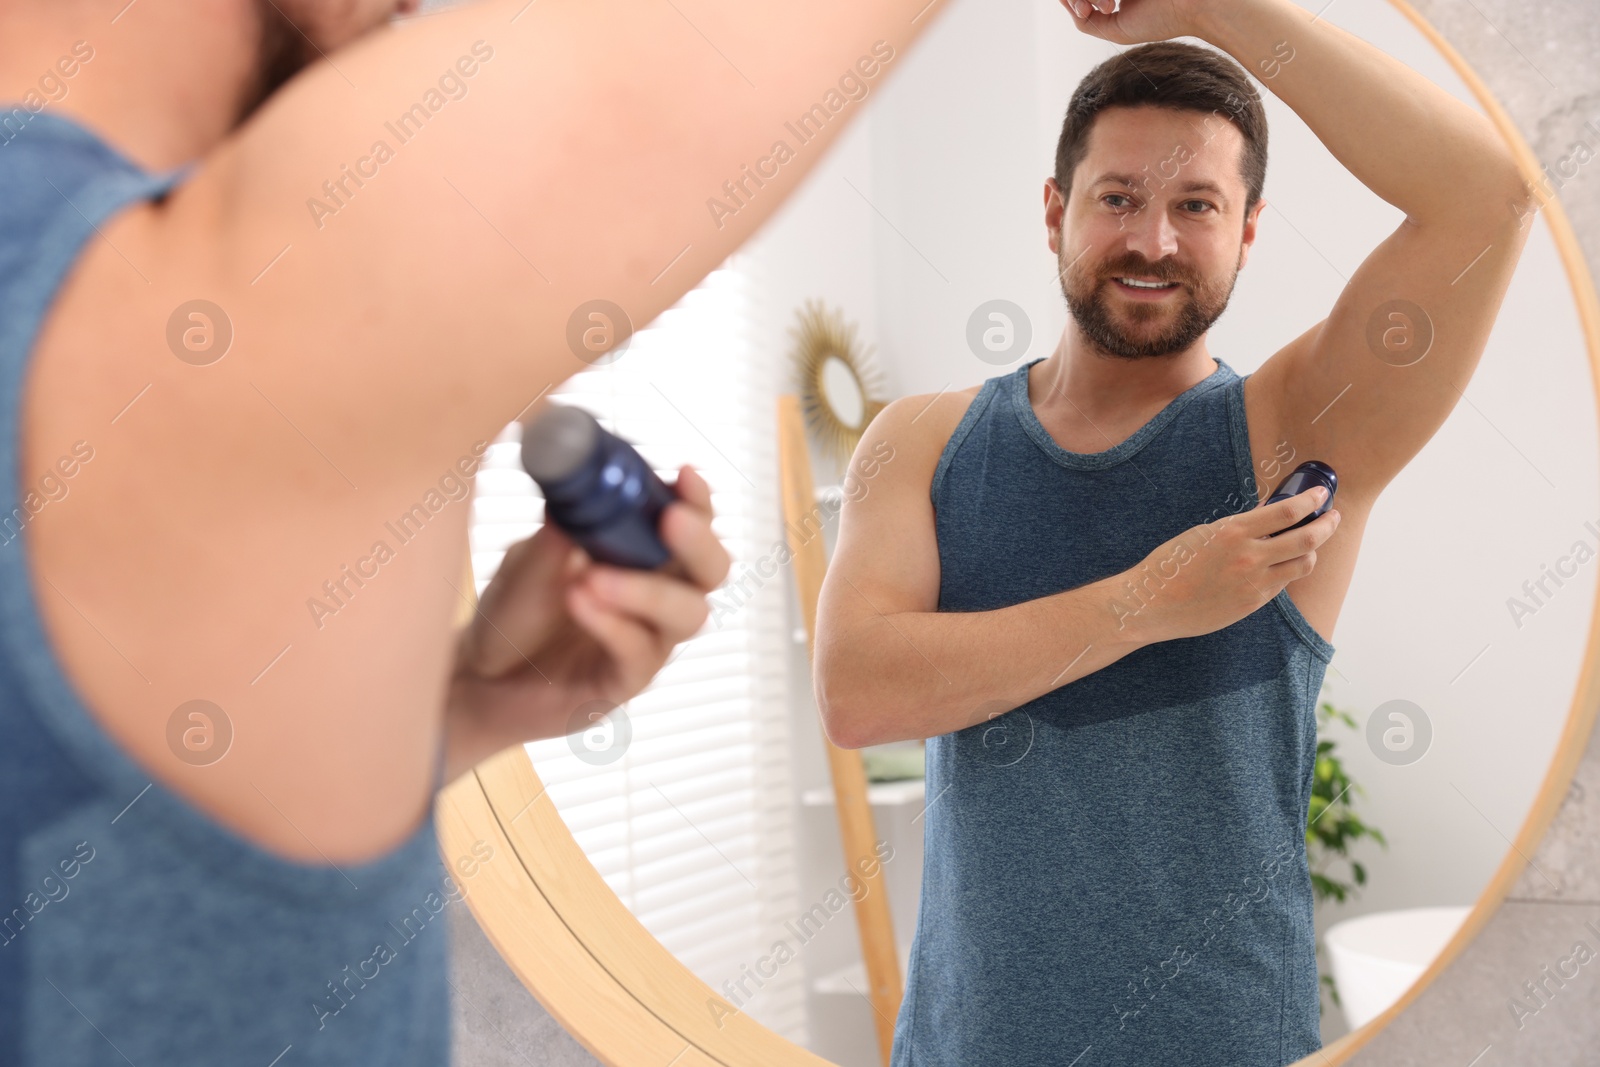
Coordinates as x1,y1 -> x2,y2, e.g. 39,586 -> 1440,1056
792,298 -> 886,467
451,1 -> 1599,1064
819,355 -> 866,432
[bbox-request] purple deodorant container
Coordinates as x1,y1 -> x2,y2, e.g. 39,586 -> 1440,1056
520,405 -> 675,569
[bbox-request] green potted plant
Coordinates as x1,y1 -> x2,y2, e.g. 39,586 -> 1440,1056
1308,682 -> 1388,1011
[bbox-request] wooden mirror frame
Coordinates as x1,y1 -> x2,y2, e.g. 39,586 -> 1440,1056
437,2 -> 1600,1062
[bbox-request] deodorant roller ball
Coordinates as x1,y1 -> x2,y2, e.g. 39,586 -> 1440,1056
519,405 -> 676,569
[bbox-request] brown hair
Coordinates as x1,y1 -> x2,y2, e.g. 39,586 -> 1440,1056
1054,41 -> 1268,218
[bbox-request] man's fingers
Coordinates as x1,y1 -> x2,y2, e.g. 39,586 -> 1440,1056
465,523 -> 579,675
672,463 -> 713,514
585,566 -> 712,644
567,584 -> 668,683
1062,0 -> 1113,22
1261,507 -> 1341,569
1238,485 -> 1329,539
478,525 -> 579,624
661,496 -> 732,591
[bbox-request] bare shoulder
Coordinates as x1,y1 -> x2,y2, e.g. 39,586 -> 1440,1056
822,385 -> 984,622
854,385 -> 984,487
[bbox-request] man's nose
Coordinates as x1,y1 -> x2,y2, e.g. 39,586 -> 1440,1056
1120,203 -> 1180,263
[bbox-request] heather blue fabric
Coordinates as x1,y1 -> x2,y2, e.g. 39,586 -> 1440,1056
891,356 -> 1334,1067
0,112 -> 451,1065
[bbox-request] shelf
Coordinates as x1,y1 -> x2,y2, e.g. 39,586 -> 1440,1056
800,779 -> 926,808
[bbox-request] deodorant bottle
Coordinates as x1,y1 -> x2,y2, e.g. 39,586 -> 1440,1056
1265,460 -> 1337,537
519,405 -> 676,569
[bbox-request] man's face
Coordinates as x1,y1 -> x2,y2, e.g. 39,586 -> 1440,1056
1048,105 -> 1262,360
241,0 -> 421,121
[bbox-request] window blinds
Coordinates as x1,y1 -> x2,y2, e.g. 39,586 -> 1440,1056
466,254 -> 807,1041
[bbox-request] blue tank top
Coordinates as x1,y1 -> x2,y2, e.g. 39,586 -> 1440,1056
891,356 -> 1334,1067
0,113 -> 450,1065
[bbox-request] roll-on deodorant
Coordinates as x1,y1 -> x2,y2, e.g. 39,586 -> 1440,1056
520,405 -> 675,569
1265,460 -> 1337,537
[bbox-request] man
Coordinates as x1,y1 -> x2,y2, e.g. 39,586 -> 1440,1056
814,2 -> 1530,1065
0,0 -> 946,1063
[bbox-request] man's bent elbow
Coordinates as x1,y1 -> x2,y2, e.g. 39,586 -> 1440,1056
821,710 -> 871,750
815,695 -> 863,750
813,668 -> 877,750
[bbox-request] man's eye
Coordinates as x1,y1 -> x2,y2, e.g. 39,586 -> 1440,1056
1183,200 -> 1213,213
1104,194 -> 1132,209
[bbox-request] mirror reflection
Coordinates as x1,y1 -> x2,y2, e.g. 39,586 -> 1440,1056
468,1 -> 1592,1064
821,356 -> 868,431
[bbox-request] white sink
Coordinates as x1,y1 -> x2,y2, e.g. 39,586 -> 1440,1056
1324,905 -> 1473,1028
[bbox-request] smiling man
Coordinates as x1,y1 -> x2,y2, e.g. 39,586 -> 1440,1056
813,1 -> 1530,1065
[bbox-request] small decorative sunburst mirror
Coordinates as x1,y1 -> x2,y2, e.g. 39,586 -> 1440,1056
790,299 -> 887,467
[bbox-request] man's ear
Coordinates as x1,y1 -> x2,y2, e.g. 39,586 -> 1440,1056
1044,177 -> 1066,255
1237,198 -> 1267,270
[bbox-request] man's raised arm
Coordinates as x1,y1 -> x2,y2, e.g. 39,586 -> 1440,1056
123,0 -> 948,485
20,0 -> 949,864
1074,0 -> 1530,508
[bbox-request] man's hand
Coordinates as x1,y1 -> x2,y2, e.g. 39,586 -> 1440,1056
1058,0 -> 1200,45
440,464 -> 731,783
1120,487 -> 1340,644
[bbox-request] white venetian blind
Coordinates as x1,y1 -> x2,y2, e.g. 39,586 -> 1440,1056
466,252 -> 806,1041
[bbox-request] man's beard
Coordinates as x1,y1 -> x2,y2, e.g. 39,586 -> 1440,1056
235,1 -> 318,125
1060,247 -> 1239,360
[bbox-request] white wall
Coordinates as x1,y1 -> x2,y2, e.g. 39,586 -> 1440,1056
742,107 -> 896,1063
742,0 -> 1595,1055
